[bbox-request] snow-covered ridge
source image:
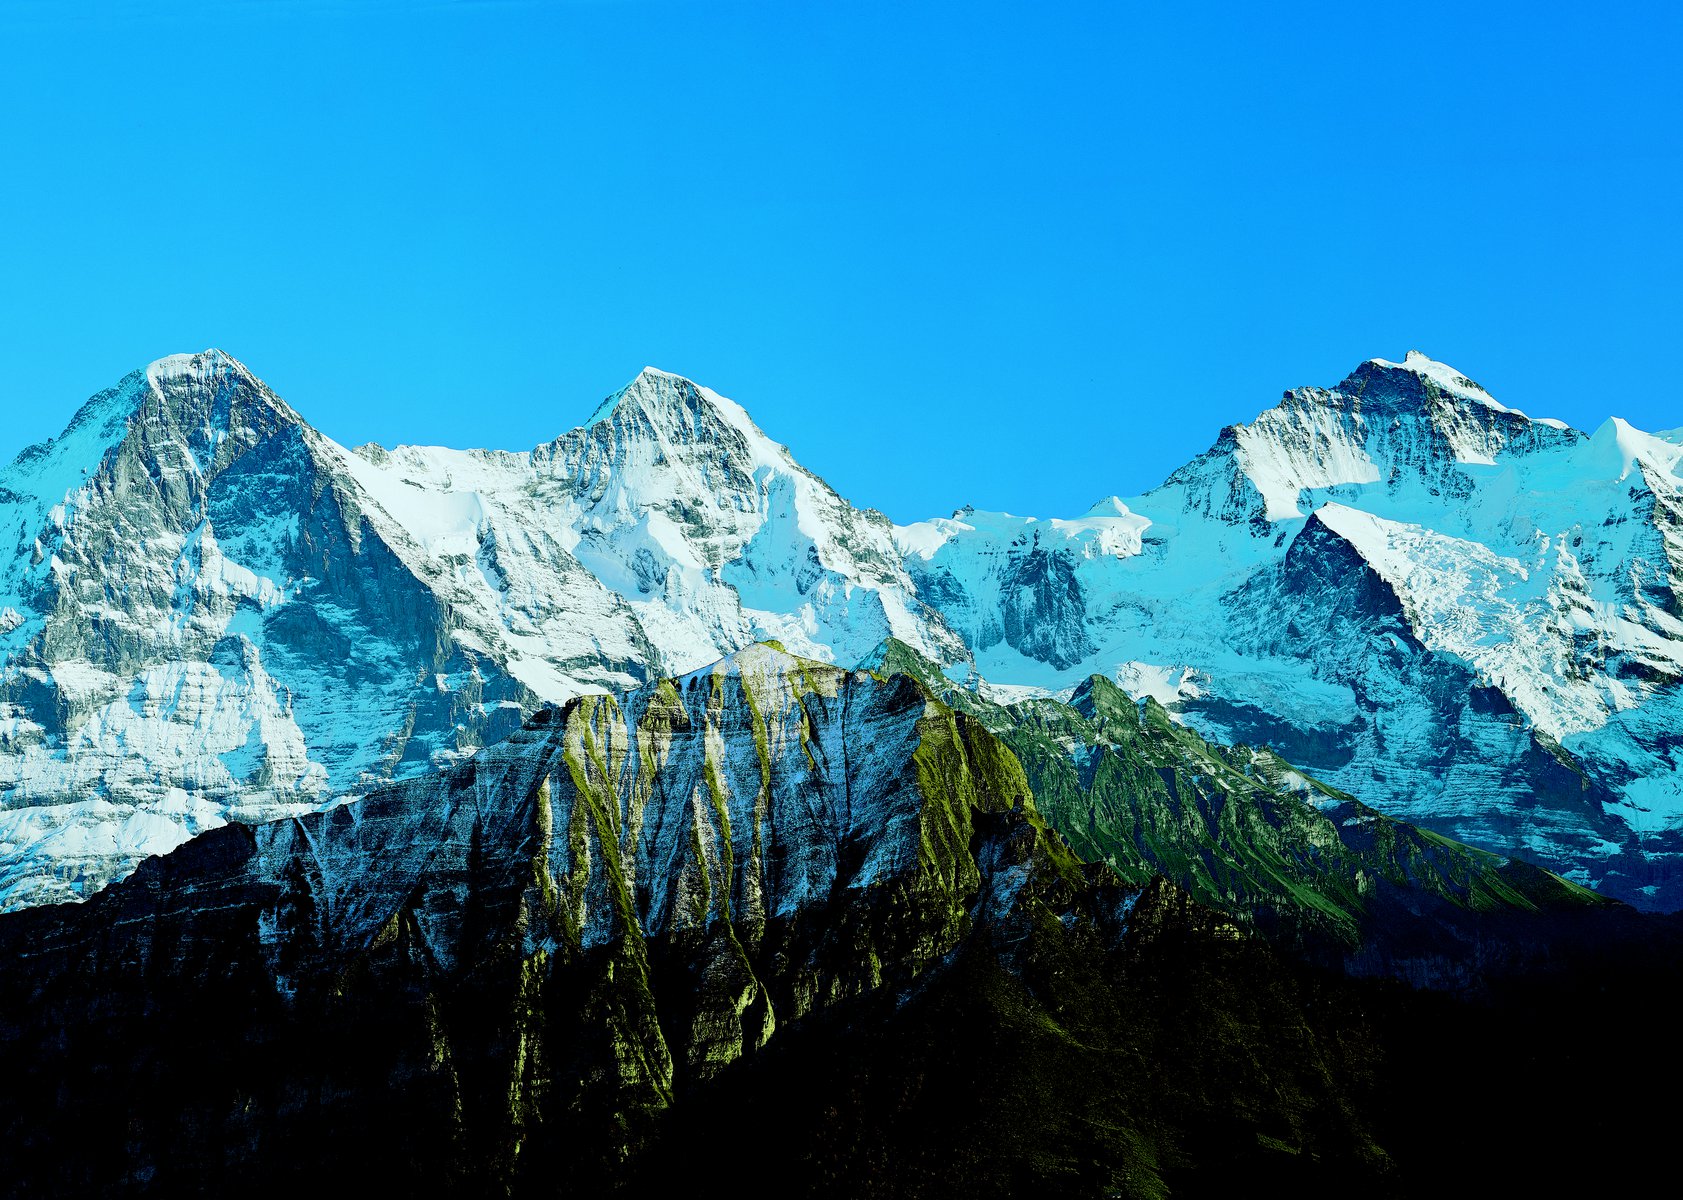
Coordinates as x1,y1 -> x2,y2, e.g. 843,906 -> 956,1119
326,363 -> 965,695
892,351 -> 1683,906
1370,348 -> 1500,405
893,501 -> 1152,564
0,352 -> 967,909
5,347 -> 1683,910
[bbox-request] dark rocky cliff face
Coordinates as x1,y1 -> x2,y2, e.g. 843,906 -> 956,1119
1209,513 -> 1668,903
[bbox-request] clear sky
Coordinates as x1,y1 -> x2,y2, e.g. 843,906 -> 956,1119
3,1 -> 1679,522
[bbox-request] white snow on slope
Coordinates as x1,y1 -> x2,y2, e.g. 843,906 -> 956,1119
892,352 -> 1683,901
7,347 -> 1683,911
327,366 -> 965,703
1370,349 -> 1512,409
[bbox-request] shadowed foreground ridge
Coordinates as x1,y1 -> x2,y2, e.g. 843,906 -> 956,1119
1,645 -> 1678,1197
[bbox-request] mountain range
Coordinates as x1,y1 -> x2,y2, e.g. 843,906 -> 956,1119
4,348 -> 1679,910
6,350 -> 1683,1194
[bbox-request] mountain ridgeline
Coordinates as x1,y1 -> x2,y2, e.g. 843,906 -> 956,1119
0,647 -> 1289,1193
867,637 -> 1608,976
2,644 -> 1667,1197
5,350 -> 1682,912
4,352 -> 1680,1195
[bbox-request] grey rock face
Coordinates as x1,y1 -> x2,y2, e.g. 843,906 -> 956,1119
0,353 -> 535,907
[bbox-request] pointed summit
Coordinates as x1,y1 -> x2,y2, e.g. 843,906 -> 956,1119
1150,350 -> 1586,524
585,365 -> 686,425
1337,351 -> 1565,430
1584,414 -> 1683,484
2,349 -> 303,546
1355,349 -> 1514,411
129,348 -> 310,448
585,366 -> 706,422
144,347 -> 256,389
581,365 -> 776,456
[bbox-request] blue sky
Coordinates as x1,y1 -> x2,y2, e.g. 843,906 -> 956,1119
3,1 -> 1679,521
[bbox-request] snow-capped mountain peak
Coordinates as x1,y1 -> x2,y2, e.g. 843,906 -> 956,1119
581,365 -> 776,459
0,355 -> 985,908
142,348 -> 305,434
586,364 -> 700,423
893,354 -> 1683,907
145,346 -> 258,389
1201,351 -> 1587,522
8,351 -> 1683,913
1342,350 -> 1570,435
1367,348 -> 1503,405
1586,415 -> 1683,485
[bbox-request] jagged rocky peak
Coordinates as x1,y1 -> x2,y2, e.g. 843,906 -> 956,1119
570,365 -> 777,465
1267,350 -> 1524,426
1353,348 -> 1499,403
592,364 -> 724,417
1354,352 -> 1578,453
145,346 -> 258,391
137,348 -> 303,443
8,348 -> 311,535
1197,350 -> 1583,523
0,349 -> 539,910
544,365 -> 790,531
2,350 -> 272,526
1,350 -> 315,650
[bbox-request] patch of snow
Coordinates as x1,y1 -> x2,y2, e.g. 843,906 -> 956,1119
1114,661 -> 1203,710
1369,350 -> 1514,410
